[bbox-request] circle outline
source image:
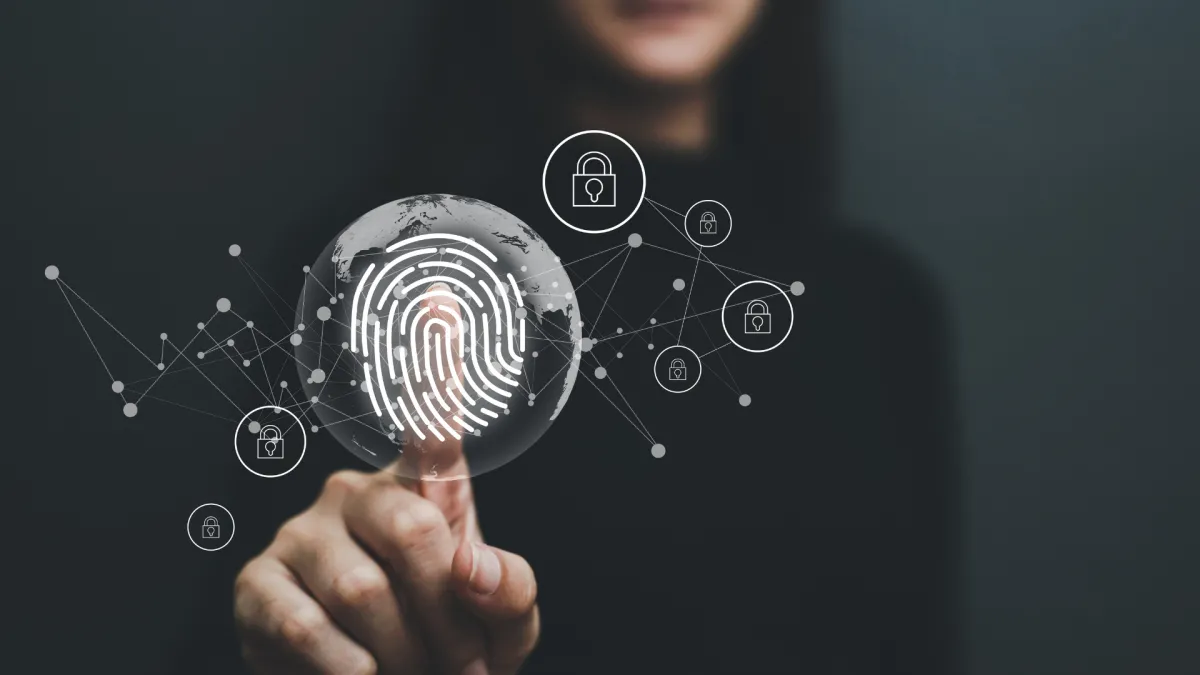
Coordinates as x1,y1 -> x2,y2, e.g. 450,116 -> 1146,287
187,502 -> 235,552
653,344 -> 703,393
542,130 -> 646,234
234,405 -> 308,478
684,200 -> 733,248
721,280 -> 797,353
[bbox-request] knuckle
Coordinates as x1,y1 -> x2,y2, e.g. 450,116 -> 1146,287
232,560 -> 268,627
331,565 -> 390,609
278,605 -> 327,651
323,470 -> 365,497
348,654 -> 379,675
276,515 -> 319,549
392,498 -> 446,542
514,574 -> 539,615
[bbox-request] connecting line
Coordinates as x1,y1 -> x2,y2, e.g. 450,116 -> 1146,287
123,343 -> 262,386
585,353 -> 655,443
136,311 -> 218,403
59,281 -> 160,369
677,250 -> 703,344
164,339 -> 245,416
246,323 -> 276,403
528,321 -> 654,445
573,245 -> 630,292
285,349 -> 345,435
601,295 -> 777,341
202,325 -> 273,404
517,242 -> 629,283
643,198 -> 736,286
238,258 -> 293,331
700,341 -> 733,358
124,388 -> 239,423
641,242 -> 790,286
55,282 -> 122,397
589,247 -> 632,332
689,302 -> 743,393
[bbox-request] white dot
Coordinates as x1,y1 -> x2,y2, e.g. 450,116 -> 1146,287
311,425 -> 319,432
338,292 -> 344,299
791,281 -> 806,296
628,233 -> 643,248
617,352 -> 624,358
350,380 -> 357,386
242,360 -> 250,367
123,402 -> 138,418
246,321 -> 254,328
111,381 -> 124,393
516,307 -> 528,320
594,367 -> 607,379
673,279 -> 685,291
739,394 -> 752,407
247,421 -> 261,434
316,306 -> 332,321
196,351 -> 205,359
216,298 -> 231,312
311,369 -> 326,384
616,327 -> 624,334
44,265 -> 60,280
565,292 -> 573,300
580,338 -> 594,352
329,296 -> 337,304
290,334 -> 302,346
341,342 -> 349,349
160,333 -> 168,340
520,265 -> 528,272
228,244 -> 241,257
226,339 -> 234,347
552,281 -> 559,288
648,343 -> 655,350
297,323 -> 305,331
651,444 -> 666,458
302,265 -> 311,273
196,322 -> 205,330
279,381 -> 288,389
650,318 -> 657,325
547,303 -> 554,309
531,351 -> 539,357
157,363 -> 165,370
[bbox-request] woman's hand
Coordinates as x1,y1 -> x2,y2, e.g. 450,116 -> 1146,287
234,288 -> 538,675
234,465 -> 539,675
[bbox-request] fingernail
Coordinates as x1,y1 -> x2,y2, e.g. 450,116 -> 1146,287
461,657 -> 489,675
468,542 -> 501,595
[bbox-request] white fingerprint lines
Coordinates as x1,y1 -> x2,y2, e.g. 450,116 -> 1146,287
352,234 -> 525,443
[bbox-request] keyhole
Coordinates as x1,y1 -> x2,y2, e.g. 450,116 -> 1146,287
206,527 -> 215,536
585,178 -> 603,203
752,316 -> 763,331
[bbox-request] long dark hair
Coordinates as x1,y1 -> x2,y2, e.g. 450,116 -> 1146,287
397,0 -> 830,210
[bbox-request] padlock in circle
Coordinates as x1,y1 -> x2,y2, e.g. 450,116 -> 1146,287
668,358 -> 687,381
202,516 -> 220,539
699,211 -> 718,234
257,424 -> 285,459
744,300 -> 772,334
572,151 -> 617,207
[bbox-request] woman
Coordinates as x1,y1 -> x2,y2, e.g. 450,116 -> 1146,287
231,2 -> 957,673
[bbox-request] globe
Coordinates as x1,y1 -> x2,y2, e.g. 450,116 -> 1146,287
295,195 -> 582,480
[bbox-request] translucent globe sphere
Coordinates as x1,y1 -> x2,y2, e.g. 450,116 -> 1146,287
295,195 -> 582,480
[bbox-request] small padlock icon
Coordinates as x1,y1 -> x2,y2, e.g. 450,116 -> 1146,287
668,358 -> 687,381
202,516 -> 220,539
257,424 -> 284,459
744,300 -> 772,334
699,211 -> 718,234
572,151 -> 617,207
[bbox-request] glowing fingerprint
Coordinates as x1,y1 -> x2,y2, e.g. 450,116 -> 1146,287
351,234 -> 525,443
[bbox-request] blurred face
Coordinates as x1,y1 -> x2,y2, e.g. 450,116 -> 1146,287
553,0 -> 764,87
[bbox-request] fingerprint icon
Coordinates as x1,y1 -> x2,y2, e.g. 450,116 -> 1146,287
350,233 -> 526,443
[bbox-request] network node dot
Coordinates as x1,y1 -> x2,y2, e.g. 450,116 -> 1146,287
290,334 -> 302,346
216,298 -> 231,313
45,265 -> 60,280
311,369 -> 326,384
617,352 -> 624,358
520,265 -> 528,272
673,279 -> 685,291
628,233 -> 643,248
531,351 -> 539,358
279,381 -> 288,389
311,425 -> 319,432
594,367 -> 607,379
196,322 -> 205,330
329,297 -> 337,304
226,339 -> 235,347
247,421 -> 261,434
316,306 -> 332,321
739,394 -> 752,407
228,244 -> 241,257
565,292 -> 573,300
651,443 -> 666,459
338,293 -> 344,299
790,281 -> 806,296
302,265 -> 311,273
297,323 -> 305,331
242,360 -> 251,367
196,352 -> 205,359
160,333 -> 168,340
111,381 -> 124,394
616,327 -> 624,334
552,281 -> 559,288
246,321 -> 254,328
123,402 -> 138,418
580,338 -> 594,352
516,307 -> 528,320
157,363 -> 165,370
648,343 -> 655,350
341,342 -> 349,350
650,318 -> 657,325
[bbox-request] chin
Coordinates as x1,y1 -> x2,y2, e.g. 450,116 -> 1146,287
612,42 -> 725,88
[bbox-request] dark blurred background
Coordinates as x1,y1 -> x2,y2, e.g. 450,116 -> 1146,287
5,1 -> 1198,673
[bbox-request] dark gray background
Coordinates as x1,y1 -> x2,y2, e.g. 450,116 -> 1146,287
833,1 -> 1199,672
5,0 -> 1198,672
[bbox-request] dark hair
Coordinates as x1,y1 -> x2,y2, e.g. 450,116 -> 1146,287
399,0 -> 830,211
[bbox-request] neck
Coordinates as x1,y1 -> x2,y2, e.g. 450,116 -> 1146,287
570,84 -> 715,153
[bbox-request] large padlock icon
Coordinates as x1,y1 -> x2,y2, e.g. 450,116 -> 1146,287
668,358 -> 687,381
699,211 -> 718,234
257,424 -> 285,459
202,516 -> 220,539
744,300 -> 772,334
572,151 -> 617,207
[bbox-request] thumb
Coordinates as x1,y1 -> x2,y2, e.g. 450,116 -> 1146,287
452,541 -> 540,672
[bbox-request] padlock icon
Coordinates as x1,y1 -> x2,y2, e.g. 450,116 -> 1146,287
572,151 -> 617,207
202,516 -> 220,539
699,211 -> 718,234
668,358 -> 687,381
257,424 -> 284,459
744,300 -> 772,334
